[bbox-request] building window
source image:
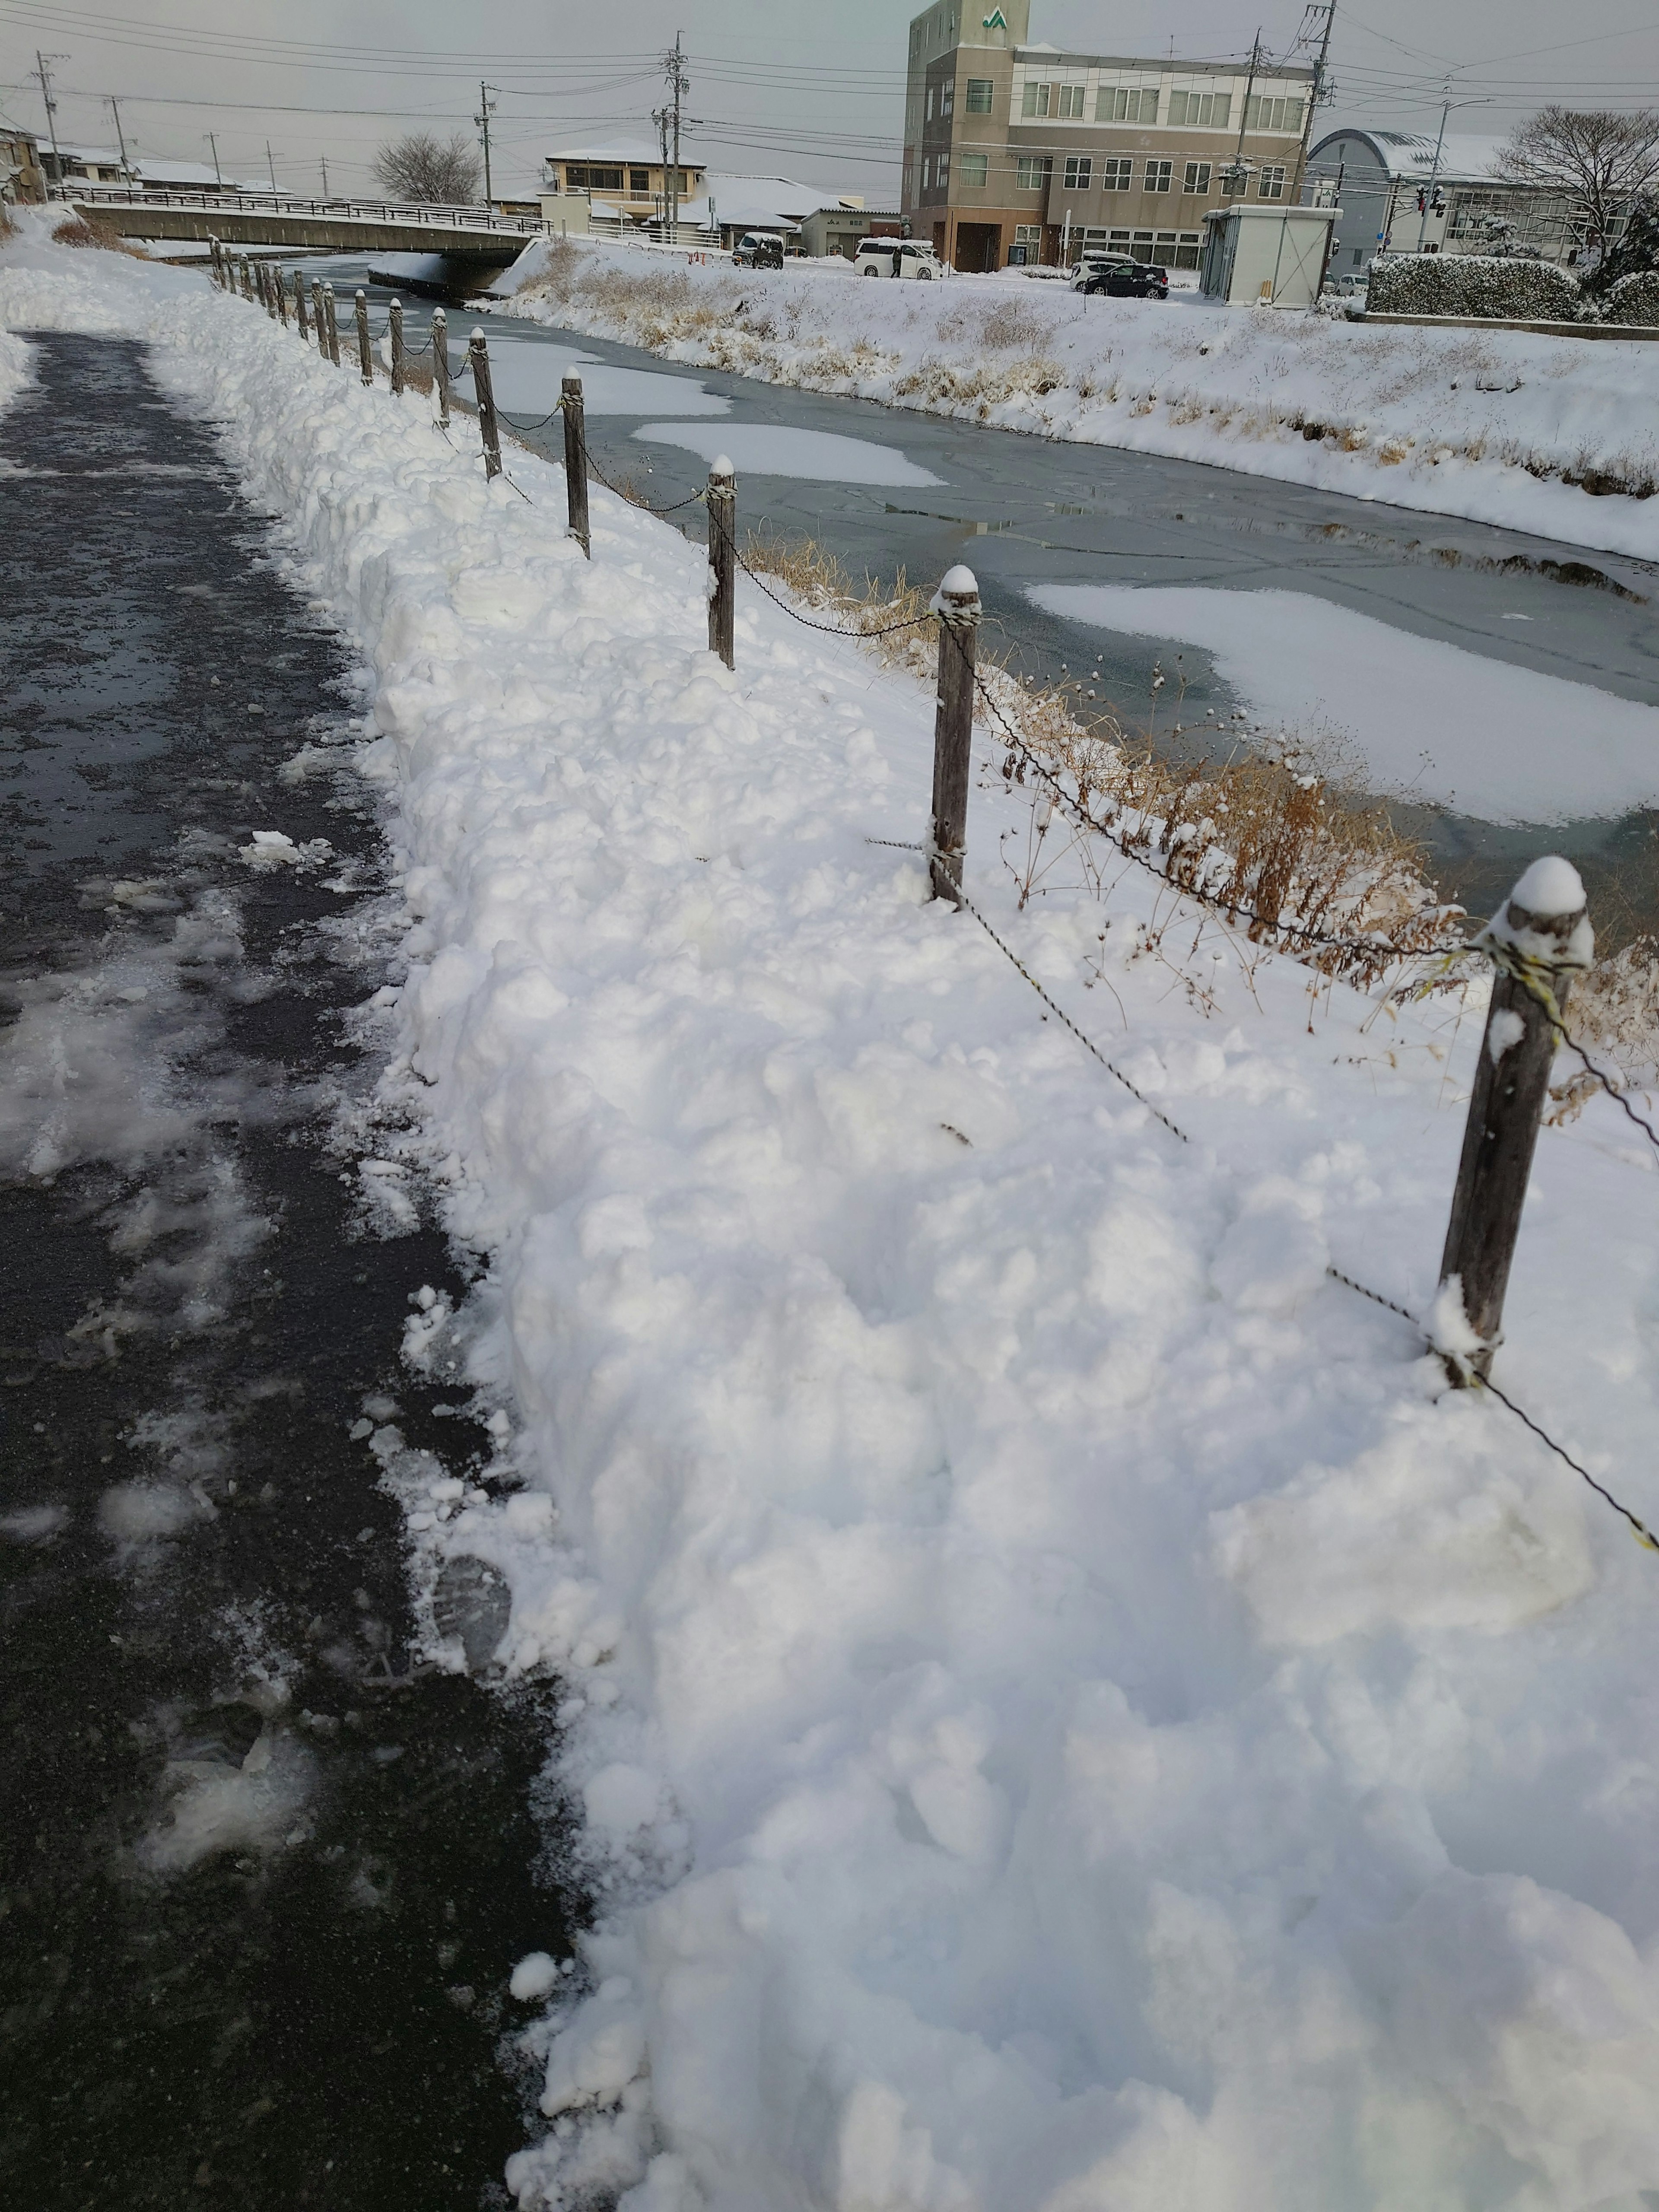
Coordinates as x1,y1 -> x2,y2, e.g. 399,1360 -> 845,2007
1097,86 -> 1159,124
1014,223 -> 1042,244
1057,84 -> 1086,118
966,78 -> 993,113
942,82 -> 954,117
630,169 -> 650,193
1245,95 -> 1305,135
926,85 -> 936,121
1175,231 -> 1202,268
1021,81 -> 1052,118
960,152 -> 989,188
1131,230 -> 1155,260
1064,156 -> 1092,191
1257,164 -> 1286,200
1144,160 -> 1173,193
1168,91 -> 1231,129
1016,156 -> 1052,192
567,165 -> 624,192
936,153 -> 949,189
1101,157 -> 1134,191
1182,162 -> 1211,195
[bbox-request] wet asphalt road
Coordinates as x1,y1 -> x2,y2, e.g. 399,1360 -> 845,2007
336,262 -> 1659,933
0,334 -> 568,2210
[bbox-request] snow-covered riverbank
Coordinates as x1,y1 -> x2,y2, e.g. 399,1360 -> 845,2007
11,212 -> 1659,2212
495,238 -> 1659,563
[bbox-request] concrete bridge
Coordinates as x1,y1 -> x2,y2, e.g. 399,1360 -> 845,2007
66,188 -> 539,267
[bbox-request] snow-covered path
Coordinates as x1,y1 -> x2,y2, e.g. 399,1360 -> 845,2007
11,217 -> 1659,2212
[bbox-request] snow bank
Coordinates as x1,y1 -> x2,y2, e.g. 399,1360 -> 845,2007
13,210 -> 1659,2212
498,238 -> 1659,562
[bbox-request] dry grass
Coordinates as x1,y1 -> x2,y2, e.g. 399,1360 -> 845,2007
0,204 -> 16,243
740,531 -> 1456,989
50,214 -> 142,257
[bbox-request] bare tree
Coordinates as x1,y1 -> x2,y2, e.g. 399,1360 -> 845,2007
372,131 -> 482,207
1495,108 -> 1659,259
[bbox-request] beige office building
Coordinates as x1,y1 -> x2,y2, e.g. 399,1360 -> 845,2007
904,0 -> 1315,272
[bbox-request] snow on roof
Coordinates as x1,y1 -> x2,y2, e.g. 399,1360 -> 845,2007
546,143 -> 705,168
1320,129 -> 1519,184
701,173 -> 821,229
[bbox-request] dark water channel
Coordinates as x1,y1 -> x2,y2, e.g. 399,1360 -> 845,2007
0,334 -> 570,2208
331,258 -> 1659,939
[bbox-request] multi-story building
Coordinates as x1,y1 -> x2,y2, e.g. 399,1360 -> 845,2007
540,144 -> 708,232
1,122 -> 46,204
903,0 -> 1316,273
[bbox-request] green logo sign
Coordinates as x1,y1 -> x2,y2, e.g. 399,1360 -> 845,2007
982,8 -> 1008,25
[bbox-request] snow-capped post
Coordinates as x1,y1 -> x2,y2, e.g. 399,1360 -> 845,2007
354,290 -> 374,385
469,331 -> 503,479
707,458 -> 736,668
561,372 -> 590,557
209,235 -> 223,287
388,298 -> 405,395
261,264 -> 277,318
1436,857 -> 1593,1386
431,307 -> 451,426
929,566 -> 981,905
294,270 -> 310,343
323,285 -> 341,367
274,268 -> 289,328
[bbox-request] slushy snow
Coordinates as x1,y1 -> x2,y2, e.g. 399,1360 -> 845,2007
11,210 -> 1659,2212
1027,582 -> 1659,823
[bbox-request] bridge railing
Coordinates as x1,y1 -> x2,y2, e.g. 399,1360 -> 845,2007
51,184 -> 546,234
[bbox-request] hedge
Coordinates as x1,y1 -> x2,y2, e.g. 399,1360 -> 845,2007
1604,270 -> 1659,326
1366,254 -> 1583,321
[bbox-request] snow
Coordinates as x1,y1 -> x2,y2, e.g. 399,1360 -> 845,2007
12,206 -> 1659,2212
634,419 -> 943,484
1028,582 -> 1659,824
498,237 -> 1659,561
1512,854 -> 1587,918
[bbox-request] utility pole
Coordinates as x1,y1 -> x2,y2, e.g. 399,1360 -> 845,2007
1290,1 -> 1335,202
476,81 -> 496,207
108,95 -> 131,181
265,140 -> 278,193
207,130 -> 223,187
34,51 -> 65,183
1415,92 -> 1450,251
321,153 -> 330,197
1224,30 -> 1262,199
663,32 -> 689,238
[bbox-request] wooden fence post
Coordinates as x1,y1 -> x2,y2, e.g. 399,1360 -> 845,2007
261,264 -> 277,318
431,307 -> 450,426
354,289 -> 374,385
295,270 -> 310,342
209,235 -> 223,287
274,268 -> 289,327
388,298 -> 405,395
323,284 -> 341,366
706,458 -> 735,668
561,372 -> 590,556
1437,858 -> 1591,1384
929,566 -> 980,905
469,331 -> 502,478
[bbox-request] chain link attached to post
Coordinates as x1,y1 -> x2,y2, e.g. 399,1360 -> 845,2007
431,307 -> 451,427
929,568 -> 981,906
469,331 -> 502,478
707,459 -> 736,668
561,373 -> 590,555
388,297 -> 405,396
354,289 -> 373,386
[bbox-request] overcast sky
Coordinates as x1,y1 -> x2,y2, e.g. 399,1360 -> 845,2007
3,0 -> 1656,200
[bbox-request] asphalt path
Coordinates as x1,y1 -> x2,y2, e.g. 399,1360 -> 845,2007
0,331 -> 566,2210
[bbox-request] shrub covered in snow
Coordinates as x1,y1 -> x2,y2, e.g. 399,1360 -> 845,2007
1604,270 -> 1659,326
1367,253 -> 1583,321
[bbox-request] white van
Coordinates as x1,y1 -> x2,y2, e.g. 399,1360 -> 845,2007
854,239 -> 945,280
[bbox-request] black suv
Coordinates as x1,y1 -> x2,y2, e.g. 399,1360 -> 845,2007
1076,257 -> 1169,300
732,232 -> 785,269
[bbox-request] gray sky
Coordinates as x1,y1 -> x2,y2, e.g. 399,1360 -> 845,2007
3,0 -> 1657,201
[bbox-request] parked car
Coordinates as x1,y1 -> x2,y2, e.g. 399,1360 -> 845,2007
1073,256 -> 1168,299
1322,269 -> 1369,299
732,232 -> 784,270
854,238 -> 944,280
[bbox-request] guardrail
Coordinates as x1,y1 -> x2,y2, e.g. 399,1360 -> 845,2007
52,183 -> 544,235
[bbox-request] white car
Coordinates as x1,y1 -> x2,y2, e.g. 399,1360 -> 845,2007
854,239 -> 945,280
